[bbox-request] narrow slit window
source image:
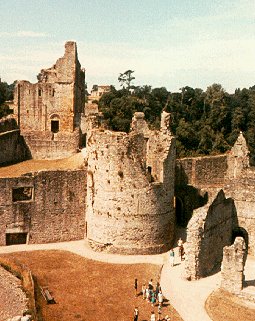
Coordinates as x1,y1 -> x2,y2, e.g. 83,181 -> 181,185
38,89 -> 42,96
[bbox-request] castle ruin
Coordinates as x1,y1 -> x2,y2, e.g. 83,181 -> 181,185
12,41 -> 85,159
0,42 -> 254,281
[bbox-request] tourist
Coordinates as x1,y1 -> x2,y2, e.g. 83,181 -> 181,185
169,248 -> 175,267
157,304 -> 162,321
155,281 -> 160,298
180,244 -> 185,261
158,290 -> 163,307
150,311 -> 156,321
21,312 -> 32,321
142,283 -> 146,300
146,286 -> 150,302
148,278 -> 153,290
134,278 -> 138,297
177,237 -> 183,248
134,307 -> 139,321
151,291 -> 156,307
178,238 -> 184,257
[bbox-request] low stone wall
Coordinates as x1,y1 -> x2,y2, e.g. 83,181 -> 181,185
176,154 -> 228,188
22,130 -> 80,160
0,117 -> 18,133
221,237 -> 246,294
0,264 -> 29,321
0,169 -> 86,245
0,257 -> 38,320
185,190 -> 236,280
0,130 -> 28,165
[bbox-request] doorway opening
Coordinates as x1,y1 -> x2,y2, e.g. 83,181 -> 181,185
176,197 -> 185,226
6,233 -> 27,246
51,120 -> 59,133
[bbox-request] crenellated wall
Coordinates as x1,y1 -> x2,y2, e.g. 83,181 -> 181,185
86,112 -> 176,254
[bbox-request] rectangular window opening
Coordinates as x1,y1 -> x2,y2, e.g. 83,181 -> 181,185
12,187 -> 33,202
38,89 -> 42,96
6,233 -> 27,246
51,120 -> 59,133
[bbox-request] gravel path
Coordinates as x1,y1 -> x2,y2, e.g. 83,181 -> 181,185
0,239 -> 254,321
0,266 -> 28,321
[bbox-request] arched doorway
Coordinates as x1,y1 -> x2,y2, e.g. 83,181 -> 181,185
232,227 -> 249,252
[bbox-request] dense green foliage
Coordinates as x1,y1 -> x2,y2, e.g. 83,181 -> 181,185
99,83 -> 255,162
2,77 -> 255,161
0,81 -> 14,118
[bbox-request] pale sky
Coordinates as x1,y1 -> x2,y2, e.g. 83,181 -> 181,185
0,0 -> 255,93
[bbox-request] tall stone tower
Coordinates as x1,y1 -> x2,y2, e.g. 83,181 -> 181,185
86,112 -> 176,254
13,41 -> 85,159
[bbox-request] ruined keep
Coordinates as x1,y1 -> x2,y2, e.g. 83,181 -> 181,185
12,41 -> 85,159
86,112 -> 176,254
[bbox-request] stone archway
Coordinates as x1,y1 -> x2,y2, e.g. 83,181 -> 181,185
232,227 -> 249,253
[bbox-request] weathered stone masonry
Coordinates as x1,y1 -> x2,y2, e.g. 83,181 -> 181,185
176,132 -> 255,279
86,112 -> 176,254
221,237 -> 246,294
0,169 -> 86,245
12,41 -> 85,159
185,190 -> 236,280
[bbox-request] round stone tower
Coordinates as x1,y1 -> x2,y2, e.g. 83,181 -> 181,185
86,112 -> 176,254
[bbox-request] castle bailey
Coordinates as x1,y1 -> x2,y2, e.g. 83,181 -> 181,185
0,42 -> 254,283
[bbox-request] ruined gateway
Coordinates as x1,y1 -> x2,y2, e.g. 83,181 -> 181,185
0,42 -> 254,280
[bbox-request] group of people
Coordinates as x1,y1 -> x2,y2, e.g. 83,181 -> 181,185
133,238 -> 185,321
133,279 -> 171,321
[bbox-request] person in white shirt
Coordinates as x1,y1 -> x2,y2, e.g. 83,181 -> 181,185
150,311 -> 156,321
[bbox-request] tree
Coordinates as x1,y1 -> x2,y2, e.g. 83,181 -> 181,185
0,80 -> 14,119
118,70 -> 135,91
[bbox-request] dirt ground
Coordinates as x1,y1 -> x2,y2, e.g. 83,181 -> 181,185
0,250 -> 183,321
0,152 -> 85,178
206,288 -> 255,321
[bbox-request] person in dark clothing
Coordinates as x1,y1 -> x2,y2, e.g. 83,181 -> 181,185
134,278 -> 138,297
134,307 -> 139,321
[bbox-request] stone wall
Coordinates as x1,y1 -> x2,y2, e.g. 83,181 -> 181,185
185,190 -> 236,280
176,154 -> 228,188
0,130 -> 28,165
21,129 -> 80,159
224,171 -> 255,255
221,237 -> 246,293
0,116 -> 18,133
86,112 -> 176,254
12,41 -> 85,159
0,169 -> 86,245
